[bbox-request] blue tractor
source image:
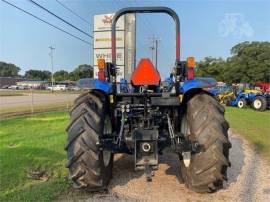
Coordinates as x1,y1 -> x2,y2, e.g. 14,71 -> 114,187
224,89 -> 268,111
65,7 -> 231,193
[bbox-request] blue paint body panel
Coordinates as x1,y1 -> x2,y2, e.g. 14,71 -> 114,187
229,92 -> 269,109
165,76 -> 174,91
181,77 -> 217,93
120,78 -> 129,93
77,77 -> 217,95
77,78 -> 112,94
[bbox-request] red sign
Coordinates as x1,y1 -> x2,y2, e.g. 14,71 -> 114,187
102,15 -> 113,25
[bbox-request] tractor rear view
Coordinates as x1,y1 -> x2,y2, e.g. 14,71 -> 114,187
65,7 -> 231,193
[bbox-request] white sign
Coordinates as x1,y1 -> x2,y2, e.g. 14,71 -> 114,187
93,13 -> 135,83
94,14 -> 125,31
94,13 -> 126,82
94,48 -> 124,66
94,31 -> 125,48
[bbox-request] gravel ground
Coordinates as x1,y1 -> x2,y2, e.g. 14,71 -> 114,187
59,129 -> 270,202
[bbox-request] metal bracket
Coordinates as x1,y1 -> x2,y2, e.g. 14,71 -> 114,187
167,114 -> 201,154
144,160 -> 156,182
144,162 -> 153,181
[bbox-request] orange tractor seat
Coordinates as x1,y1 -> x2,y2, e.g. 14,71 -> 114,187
130,58 -> 161,86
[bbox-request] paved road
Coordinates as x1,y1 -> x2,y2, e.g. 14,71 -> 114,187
0,93 -> 78,109
59,129 -> 270,202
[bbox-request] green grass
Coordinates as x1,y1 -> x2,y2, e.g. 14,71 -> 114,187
0,91 -> 25,96
0,102 -> 72,120
0,112 -> 70,201
0,108 -> 269,201
225,107 -> 270,160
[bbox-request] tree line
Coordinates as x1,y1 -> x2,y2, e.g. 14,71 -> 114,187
196,41 -> 270,84
0,63 -> 93,82
1,41 -> 269,83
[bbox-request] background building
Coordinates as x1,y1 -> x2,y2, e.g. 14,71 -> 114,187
0,77 -> 25,88
16,80 -> 48,89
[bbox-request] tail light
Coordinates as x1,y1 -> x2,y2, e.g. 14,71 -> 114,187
187,68 -> 194,80
98,70 -> 106,81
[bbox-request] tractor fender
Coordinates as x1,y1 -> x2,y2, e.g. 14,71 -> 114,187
77,78 -> 112,94
181,77 -> 217,94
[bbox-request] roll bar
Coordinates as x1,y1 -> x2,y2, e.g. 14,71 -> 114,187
111,7 -> 180,66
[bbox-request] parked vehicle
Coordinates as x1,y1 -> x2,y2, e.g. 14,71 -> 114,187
224,89 -> 269,111
208,85 -> 232,103
46,84 -> 67,91
65,7 -> 231,193
1,85 -> 10,89
67,85 -> 80,91
8,85 -> 24,90
255,82 -> 270,93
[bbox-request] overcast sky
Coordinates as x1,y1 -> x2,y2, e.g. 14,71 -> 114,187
1,0 -> 270,78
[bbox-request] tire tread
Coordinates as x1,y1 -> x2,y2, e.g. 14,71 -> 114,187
65,90 -> 113,190
181,93 -> 230,193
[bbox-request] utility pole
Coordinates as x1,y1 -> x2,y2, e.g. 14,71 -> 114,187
149,35 -> 160,69
155,38 -> 158,70
149,35 -> 155,63
49,46 -> 55,92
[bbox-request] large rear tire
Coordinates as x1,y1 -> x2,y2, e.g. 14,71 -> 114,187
180,92 -> 231,193
65,90 -> 113,190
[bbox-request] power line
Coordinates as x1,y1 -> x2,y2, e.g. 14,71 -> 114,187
128,1 -> 173,70
131,0 -> 155,36
113,0 -> 153,51
113,0 -> 150,35
130,0 -> 164,45
1,0 -> 92,45
28,0 -> 93,38
55,0 -> 92,26
131,0 -> 173,63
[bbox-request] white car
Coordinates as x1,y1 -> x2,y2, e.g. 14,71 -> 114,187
67,86 -> 81,91
8,85 -> 24,90
47,85 -> 67,91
